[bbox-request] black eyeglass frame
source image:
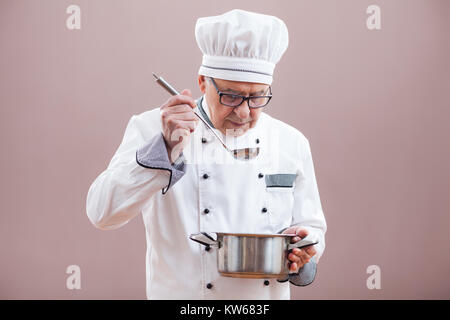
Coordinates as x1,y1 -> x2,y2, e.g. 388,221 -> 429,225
208,77 -> 272,108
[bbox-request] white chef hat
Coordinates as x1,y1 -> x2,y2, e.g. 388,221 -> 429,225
195,9 -> 289,85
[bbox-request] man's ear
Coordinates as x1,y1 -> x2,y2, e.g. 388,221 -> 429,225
198,75 -> 206,94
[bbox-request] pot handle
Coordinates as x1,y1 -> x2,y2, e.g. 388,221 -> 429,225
287,237 -> 319,250
189,232 -> 219,248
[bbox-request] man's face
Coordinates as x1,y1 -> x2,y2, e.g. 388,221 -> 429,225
198,75 -> 270,137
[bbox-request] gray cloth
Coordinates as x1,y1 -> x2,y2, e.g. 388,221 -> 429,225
265,173 -> 297,188
286,257 -> 317,287
276,226 -> 318,286
136,132 -> 186,194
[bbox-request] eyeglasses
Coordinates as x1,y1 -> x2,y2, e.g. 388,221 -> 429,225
208,77 -> 272,108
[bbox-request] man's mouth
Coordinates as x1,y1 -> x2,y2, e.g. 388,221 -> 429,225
228,120 -> 249,127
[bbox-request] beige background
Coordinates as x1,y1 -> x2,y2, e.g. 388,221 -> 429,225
1,0 -> 449,299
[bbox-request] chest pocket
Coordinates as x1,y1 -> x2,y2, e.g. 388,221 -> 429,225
264,174 -> 297,229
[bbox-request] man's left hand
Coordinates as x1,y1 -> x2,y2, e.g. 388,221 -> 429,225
282,226 -> 317,273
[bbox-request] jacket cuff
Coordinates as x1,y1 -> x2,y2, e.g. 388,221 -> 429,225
276,258 -> 317,286
287,258 -> 317,286
136,132 -> 186,194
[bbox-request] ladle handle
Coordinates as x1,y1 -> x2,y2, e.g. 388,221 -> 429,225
153,72 -> 229,150
192,110 -> 229,150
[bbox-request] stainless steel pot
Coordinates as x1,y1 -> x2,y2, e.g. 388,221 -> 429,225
189,232 -> 318,279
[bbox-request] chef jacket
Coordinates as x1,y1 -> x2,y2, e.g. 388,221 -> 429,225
86,94 -> 327,299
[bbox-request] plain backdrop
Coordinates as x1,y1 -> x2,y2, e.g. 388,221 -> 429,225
0,0 -> 449,299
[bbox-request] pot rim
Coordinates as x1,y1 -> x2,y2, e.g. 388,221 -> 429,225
215,232 -> 298,238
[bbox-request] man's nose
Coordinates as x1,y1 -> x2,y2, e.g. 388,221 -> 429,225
233,101 -> 251,119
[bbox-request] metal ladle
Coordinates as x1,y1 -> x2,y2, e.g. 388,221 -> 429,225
152,73 -> 259,160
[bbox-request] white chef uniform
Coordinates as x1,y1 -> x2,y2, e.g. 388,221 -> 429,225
86,9 -> 327,300
86,94 -> 326,299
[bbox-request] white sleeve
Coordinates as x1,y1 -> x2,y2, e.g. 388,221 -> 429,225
86,115 -> 174,230
291,136 -> 327,262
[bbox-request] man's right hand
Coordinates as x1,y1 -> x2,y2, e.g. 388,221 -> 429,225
160,89 -> 199,163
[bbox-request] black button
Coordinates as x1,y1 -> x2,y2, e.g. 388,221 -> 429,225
262,207 -> 268,213
205,246 -> 211,252
202,137 -> 207,143
256,138 -> 260,144
264,280 -> 270,286
203,173 -> 209,179
206,283 -> 213,289
258,173 -> 264,178
203,208 -> 210,214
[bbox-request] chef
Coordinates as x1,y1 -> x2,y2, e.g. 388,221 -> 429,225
86,9 -> 327,299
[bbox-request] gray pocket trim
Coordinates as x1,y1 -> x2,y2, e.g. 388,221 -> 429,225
265,174 -> 297,188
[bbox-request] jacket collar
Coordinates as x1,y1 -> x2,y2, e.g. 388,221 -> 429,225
196,95 -> 215,129
195,94 -> 265,147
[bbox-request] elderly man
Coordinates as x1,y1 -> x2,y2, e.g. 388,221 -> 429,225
86,9 -> 327,299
